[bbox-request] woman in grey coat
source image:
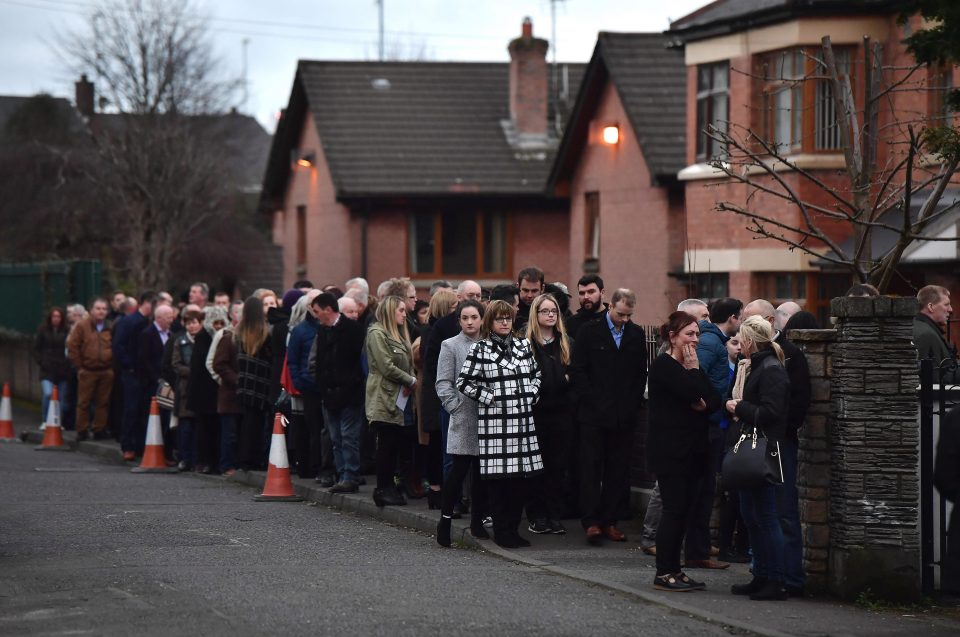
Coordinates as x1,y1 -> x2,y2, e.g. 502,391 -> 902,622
435,300 -> 487,546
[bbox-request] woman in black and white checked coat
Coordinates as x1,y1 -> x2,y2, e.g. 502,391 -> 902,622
457,299 -> 543,548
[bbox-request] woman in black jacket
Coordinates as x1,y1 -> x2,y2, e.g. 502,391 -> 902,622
647,311 -> 721,592
34,307 -> 70,428
724,315 -> 790,601
187,307 -> 227,473
525,293 -> 573,535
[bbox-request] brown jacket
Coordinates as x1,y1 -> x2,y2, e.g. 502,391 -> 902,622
212,330 -> 241,415
67,318 -> 113,371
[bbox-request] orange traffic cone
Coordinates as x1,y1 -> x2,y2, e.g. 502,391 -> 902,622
131,397 -> 177,473
36,386 -> 68,451
0,382 -> 18,443
254,413 -> 303,502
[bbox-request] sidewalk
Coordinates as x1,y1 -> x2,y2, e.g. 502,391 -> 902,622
7,402 -> 960,637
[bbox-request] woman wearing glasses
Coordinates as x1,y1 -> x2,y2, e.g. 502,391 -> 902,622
457,299 -> 543,548
524,293 -> 574,535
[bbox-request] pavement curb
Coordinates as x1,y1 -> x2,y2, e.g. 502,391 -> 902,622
23,429 -> 784,637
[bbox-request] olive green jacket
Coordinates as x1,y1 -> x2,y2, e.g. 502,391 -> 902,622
365,322 -> 416,425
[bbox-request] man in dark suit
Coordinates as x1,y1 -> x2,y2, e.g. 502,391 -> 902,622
571,288 -> 648,544
135,304 -> 175,457
308,293 -> 366,493
112,291 -> 155,460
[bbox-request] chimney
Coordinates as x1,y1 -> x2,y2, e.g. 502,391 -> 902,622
75,74 -> 94,118
508,17 -> 549,137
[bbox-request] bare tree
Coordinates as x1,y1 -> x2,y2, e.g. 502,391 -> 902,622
705,36 -> 960,293
57,0 -> 240,290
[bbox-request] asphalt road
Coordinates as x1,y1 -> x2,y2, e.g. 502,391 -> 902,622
0,443 -> 734,637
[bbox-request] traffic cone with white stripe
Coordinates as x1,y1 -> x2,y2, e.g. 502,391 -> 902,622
36,386 -> 68,450
131,397 -> 176,473
0,382 -> 18,442
254,413 -> 302,502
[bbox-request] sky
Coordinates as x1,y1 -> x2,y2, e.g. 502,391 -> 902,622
0,0 -> 708,132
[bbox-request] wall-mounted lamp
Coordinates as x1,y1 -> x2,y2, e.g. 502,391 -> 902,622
602,125 -> 620,145
296,152 -> 316,168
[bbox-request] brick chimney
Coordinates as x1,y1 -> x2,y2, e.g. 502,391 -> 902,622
75,74 -> 94,118
508,17 -> 549,137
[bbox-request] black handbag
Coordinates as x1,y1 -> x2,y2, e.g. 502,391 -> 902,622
274,388 -> 293,419
721,424 -> 784,490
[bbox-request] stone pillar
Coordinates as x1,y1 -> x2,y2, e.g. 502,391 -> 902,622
790,328 -> 837,590
827,295 -> 921,600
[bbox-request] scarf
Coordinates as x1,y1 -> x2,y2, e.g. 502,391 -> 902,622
732,358 -> 752,401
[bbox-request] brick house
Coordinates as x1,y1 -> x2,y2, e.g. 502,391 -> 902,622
667,0 -> 960,321
547,33 -> 688,326
260,20 -> 583,292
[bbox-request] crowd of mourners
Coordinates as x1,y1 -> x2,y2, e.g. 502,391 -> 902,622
30,269 -> 958,600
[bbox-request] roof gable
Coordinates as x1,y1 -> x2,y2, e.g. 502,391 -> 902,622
549,33 -> 686,188
262,59 -> 584,203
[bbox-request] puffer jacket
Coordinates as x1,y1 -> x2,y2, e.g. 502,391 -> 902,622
365,322 -> 416,425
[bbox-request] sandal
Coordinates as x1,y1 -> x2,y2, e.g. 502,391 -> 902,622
653,573 -> 695,592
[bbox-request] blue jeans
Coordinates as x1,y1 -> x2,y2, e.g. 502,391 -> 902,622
177,417 -> 194,466
219,414 -> 238,472
740,484 -> 785,583
323,405 -> 362,483
439,408 -> 453,480
119,371 -> 142,452
40,379 -> 69,426
776,437 -> 806,589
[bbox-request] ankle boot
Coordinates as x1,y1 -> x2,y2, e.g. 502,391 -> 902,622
731,576 -> 766,596
436,516 -> 452,547
749,580 -> 788,601
427,489 -> 442,510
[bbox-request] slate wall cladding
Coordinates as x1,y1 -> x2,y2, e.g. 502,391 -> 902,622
795,296 -> 922,599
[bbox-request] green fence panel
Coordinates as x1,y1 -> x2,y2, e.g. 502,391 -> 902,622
0,260 -> 101,334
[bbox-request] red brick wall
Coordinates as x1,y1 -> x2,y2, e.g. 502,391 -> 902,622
511,207 -> 570,285
567,81 -> 684,325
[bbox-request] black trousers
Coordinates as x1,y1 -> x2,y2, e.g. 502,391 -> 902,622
487,476 -> 527,539
441,455 -> 487,527
579,424 -> 632,528
684,430 -> 724,559
656,461 -> 705,575
374,422 -> 410,490
527,411 -> 572,522
426,430 -> 444,487
194,413 -> 220,469
238,405 -> 268,471
302,393 -> 335,479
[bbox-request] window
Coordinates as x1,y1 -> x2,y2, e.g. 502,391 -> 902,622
929,63 -> 954,123
685,273 -> 729,301
409,211 -> 509,277
696,62 -> 729,162
584,191 -> 600,261
755,272 -> 807,303
757,47 -> 853,153
296,205 -> 307,269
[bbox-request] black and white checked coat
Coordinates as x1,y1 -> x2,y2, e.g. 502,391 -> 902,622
456,335 -> 544,479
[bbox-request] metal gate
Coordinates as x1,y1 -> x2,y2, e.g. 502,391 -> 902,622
919,357 -> 958,595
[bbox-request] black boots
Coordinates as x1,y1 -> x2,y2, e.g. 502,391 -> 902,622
426,489 -> 442,510
436,516 -> 452,547
372,487 -> 407,507
731,577 -> 788,600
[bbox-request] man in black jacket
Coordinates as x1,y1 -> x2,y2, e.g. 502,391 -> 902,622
565,274 -> 608,340
515,266 -> 545,331
742,298 -> 811,596
308,293 -> 366,493
571,288 -> 648,544
135,304 -> 175,458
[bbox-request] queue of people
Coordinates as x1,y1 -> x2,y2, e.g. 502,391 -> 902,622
40,267 -> 868,603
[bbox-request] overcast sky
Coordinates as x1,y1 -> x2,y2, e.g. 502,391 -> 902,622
0,0 -> 708,132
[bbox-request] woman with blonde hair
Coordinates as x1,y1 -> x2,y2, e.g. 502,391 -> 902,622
233,296 -> 273,471
457,300 -> 542,548
524,293 -> 573,535
366,295 -> 417,507
724,315 -> 789,601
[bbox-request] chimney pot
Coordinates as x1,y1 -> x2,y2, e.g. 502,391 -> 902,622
521,16 -> 532,38
74,75 -> 94,118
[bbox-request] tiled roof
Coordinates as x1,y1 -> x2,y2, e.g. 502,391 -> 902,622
549,33 -> 686,187
263,60 -> 584,202
669,0 -> 901,41
0,95 -> 89,144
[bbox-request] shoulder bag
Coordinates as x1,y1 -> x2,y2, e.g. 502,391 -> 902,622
721,411 -> 784,490
155,379 -> 176,410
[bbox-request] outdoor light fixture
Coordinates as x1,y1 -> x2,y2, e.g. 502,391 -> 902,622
602,125 -> 620,145
296,151 -> 315,168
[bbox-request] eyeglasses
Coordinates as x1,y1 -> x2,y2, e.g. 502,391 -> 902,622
493,316 -> 513,323
537,309 -> 558,316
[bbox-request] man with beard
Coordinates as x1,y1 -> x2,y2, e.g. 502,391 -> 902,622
565,274 -> 608,340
